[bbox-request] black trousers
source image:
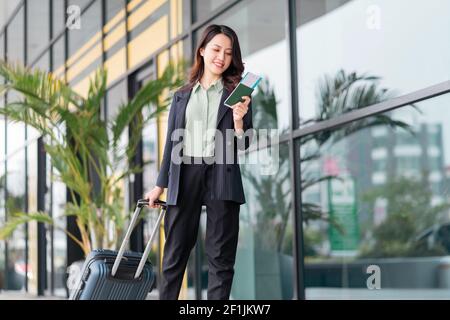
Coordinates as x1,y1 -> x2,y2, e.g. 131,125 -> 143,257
159,161 -> 240,300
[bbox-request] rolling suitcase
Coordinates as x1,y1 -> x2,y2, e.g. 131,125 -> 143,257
69,199 -> 167,300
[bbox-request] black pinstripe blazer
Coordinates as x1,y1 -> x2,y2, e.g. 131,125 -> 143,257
156,85 -> 254,205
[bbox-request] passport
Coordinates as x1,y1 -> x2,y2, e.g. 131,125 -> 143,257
224,72 -> 262,108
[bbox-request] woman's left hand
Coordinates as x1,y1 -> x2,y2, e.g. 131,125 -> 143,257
232,96 -> 251,122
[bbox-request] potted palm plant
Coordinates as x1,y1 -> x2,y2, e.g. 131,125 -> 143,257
0,59 -> 185,258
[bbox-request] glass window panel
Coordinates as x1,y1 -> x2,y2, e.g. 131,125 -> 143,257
50,171 -> 67,297
5,121 -> 26,291
181,0 -> 190,33
194,0 -> 230,22
132,67 -> 159,286
170,38 -> 190,65
105,80 -> 127,121
0,1 -> 22,30
68,0 -> 91,10
0,33 -> 4,60
128,0 -> 169,41
195,0 -> 290,133
33,52 -> 50,71
27,0 -> 50,63
68,1 -> 101,57
296,0 -> 450,128
142,118 -> 157,196
104,0 -> 126,62
170,0 -> 190,36
142,105 -> 158,279
52,0 -> 66,36
6,6 -> 24,63
300,92 -> 450,299
232,143 -> 292,299
52,35 -> 65,74
0,98 -> 5,289
26,139 -> 38,294
68,1 -> 101,84
106,0 -> 124,21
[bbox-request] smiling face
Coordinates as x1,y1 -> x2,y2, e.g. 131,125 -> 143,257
199,33 -> 233,78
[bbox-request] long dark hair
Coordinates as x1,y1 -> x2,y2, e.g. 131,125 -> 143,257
185,24 -> 244,92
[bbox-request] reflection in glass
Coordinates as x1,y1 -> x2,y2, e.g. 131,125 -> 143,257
233,143 -> 292,299
300,93 -> 450,299
296,0 -> 450,127
298,70 -> 395,129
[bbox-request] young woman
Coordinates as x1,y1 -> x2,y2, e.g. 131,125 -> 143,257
144,24 -> 253,300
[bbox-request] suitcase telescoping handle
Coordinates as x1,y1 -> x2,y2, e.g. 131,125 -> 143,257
111,199 -> 167,279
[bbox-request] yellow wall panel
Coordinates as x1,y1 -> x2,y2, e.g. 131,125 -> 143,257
127,0 -> 144,12
72,70 -> 96,97
66,32 -> 102,68
104,48 -> 127,86
67,44 -> 102,83
170,0 -> 177,39
128,15 -> 168,69
128,0 -> 166,32
170,0 -> 183,39
103,9 -> 125,34
170,41 -> 184,65
104,22 -> 126,51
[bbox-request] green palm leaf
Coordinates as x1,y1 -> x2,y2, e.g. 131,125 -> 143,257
0,58 -> 187,255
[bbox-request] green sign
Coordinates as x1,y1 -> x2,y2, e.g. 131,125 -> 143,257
327,176 -> 359,252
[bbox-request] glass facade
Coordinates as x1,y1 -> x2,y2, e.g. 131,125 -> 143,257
234,143 -> 292,299
0,0 -> 448,300
301,93 -> 450,299
296,0 -> 450,127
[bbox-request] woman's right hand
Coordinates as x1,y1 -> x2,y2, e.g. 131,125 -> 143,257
144,186 -> 164,208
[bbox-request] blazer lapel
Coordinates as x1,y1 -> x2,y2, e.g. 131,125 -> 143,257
175,88 -> 192,129
216,87 -> 230,128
